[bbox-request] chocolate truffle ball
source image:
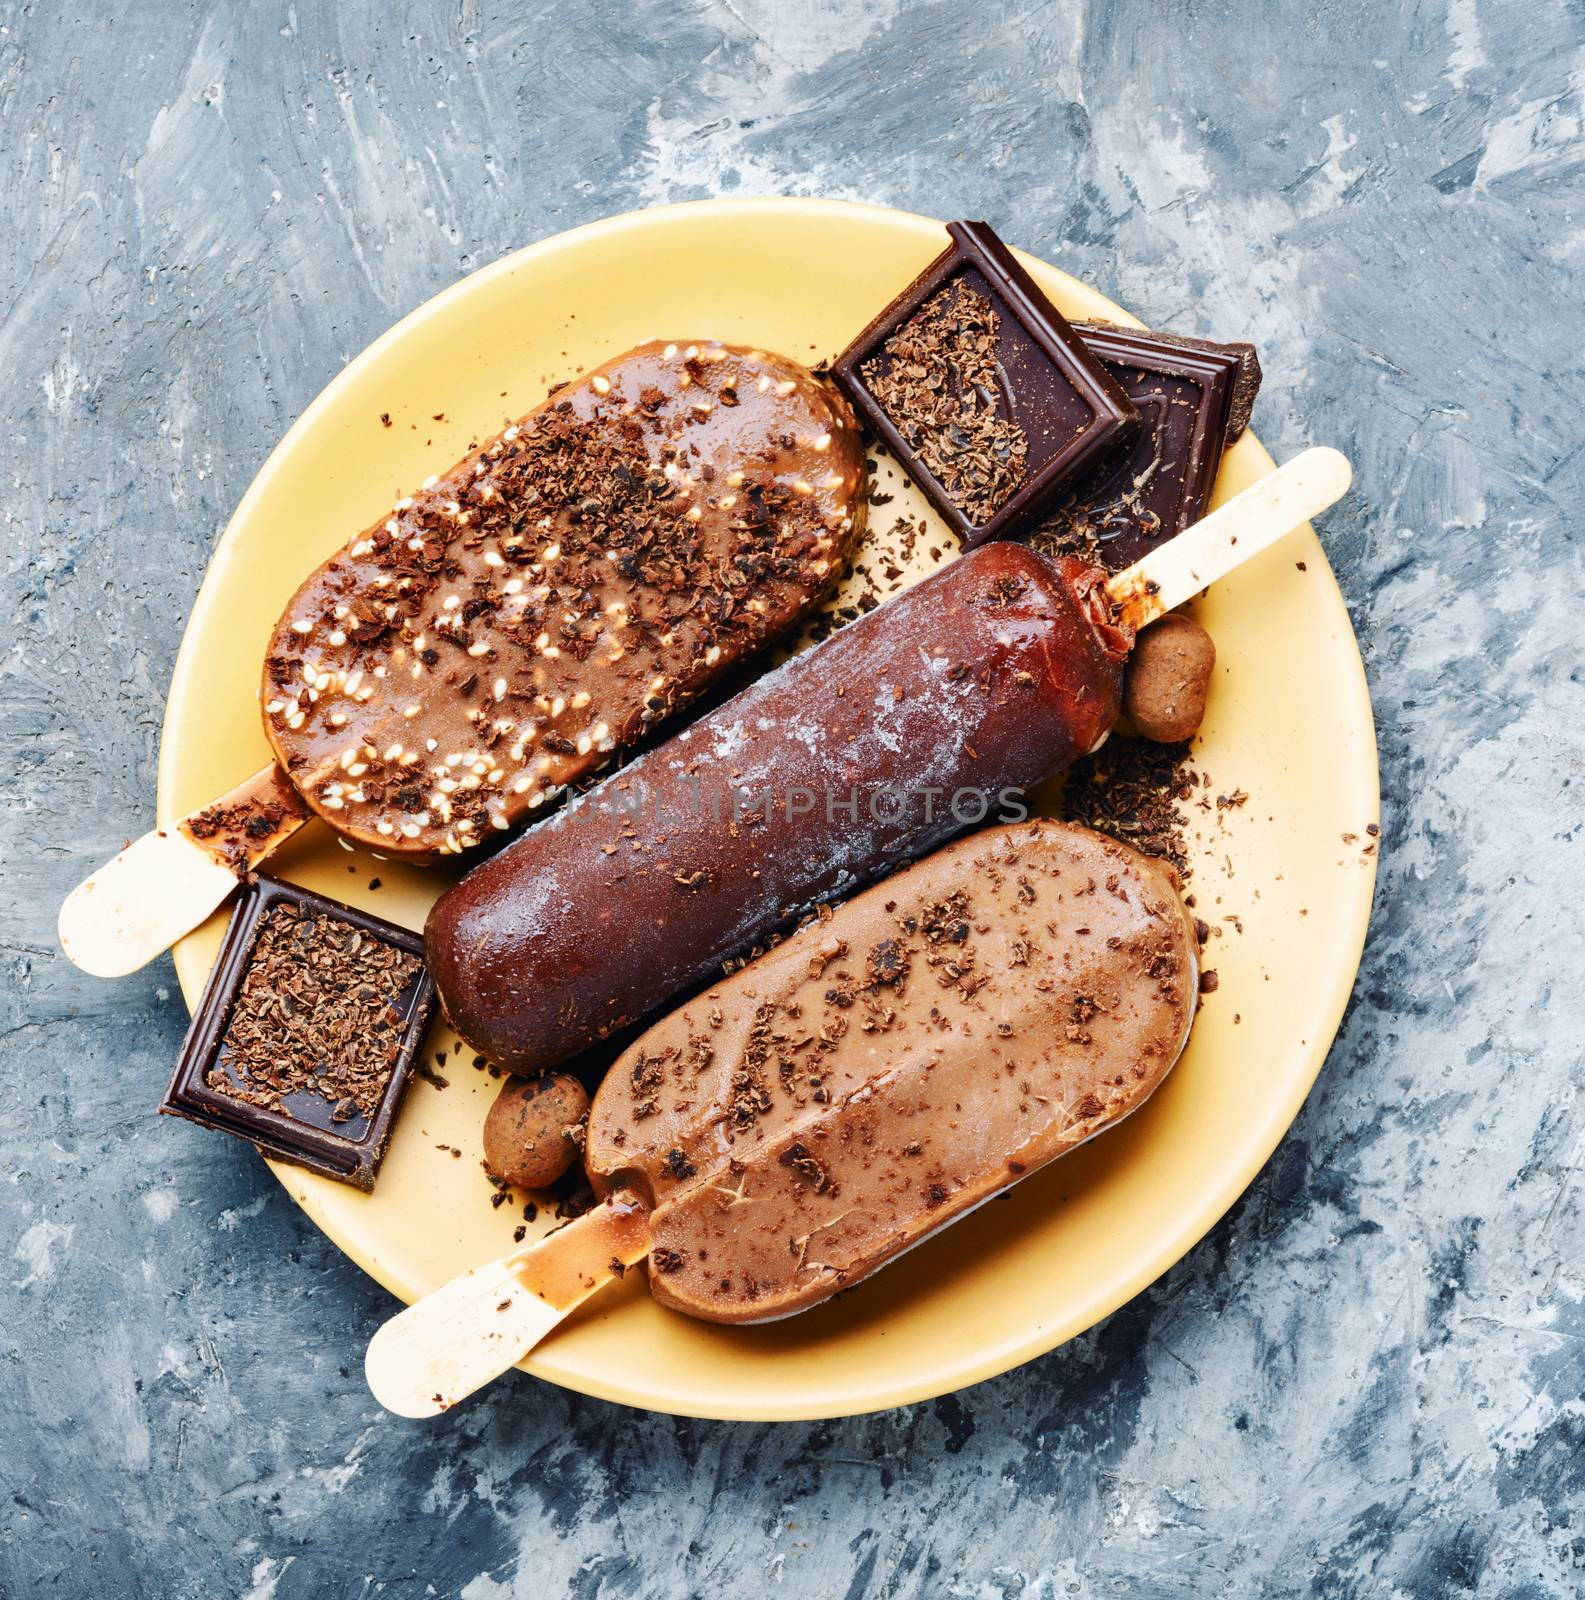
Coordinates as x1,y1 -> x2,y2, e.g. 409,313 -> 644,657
482,1073 -> 590,1190
1123,613 -> 1216,743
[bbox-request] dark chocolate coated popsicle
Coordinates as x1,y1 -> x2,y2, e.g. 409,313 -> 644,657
424,543 -> 1131,1073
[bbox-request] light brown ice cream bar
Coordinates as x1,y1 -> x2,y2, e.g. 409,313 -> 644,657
583,819 -> 1198,1325
261,341 -> 866,856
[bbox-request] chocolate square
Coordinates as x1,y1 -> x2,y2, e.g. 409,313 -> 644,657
832,221 -> 1136,547
1026,322 -> 1261,572
160,876 -> 438,1191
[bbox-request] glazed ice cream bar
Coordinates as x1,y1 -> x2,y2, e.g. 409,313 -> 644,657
59,341 -> 866,978
583,819 -> 1197,1322
424,541 -> 1133,1074
364,820 -> 1197,1414
263,340 -> 866,856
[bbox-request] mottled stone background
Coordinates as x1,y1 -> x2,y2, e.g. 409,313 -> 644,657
5,0 -> 1583,1594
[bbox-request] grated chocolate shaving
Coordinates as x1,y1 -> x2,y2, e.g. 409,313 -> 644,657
861,279 -> 1028,524
208,903 -> 421,1122
1063,736 -> 1199,878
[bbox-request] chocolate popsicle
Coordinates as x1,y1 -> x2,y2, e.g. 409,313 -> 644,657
424,541 -> 1132,1074
583,819 -> 1198,1323
262,340 -> 866,857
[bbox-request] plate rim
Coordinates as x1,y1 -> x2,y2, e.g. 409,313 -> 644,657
160,195 -> 1379,1421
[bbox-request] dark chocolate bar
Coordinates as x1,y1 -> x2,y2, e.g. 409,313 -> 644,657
160,876 -> 438,1191
1025,322 -> 1262,572
832,221 -> 1135,547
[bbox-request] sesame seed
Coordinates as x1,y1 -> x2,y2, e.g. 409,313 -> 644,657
291,620 -> 313,635
591,374 -> 611,395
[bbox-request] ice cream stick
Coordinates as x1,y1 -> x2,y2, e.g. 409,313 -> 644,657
57,763 -> 309,977
365,1196 -> 653,1418
1108,446 -> 1352,630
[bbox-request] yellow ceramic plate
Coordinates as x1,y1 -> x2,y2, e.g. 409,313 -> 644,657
162,198 -> 1377,1421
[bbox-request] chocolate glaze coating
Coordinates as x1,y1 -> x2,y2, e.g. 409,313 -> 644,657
584,820 -> 1197,1324
425,543 -> 1131,1074
262,341 -> 865,857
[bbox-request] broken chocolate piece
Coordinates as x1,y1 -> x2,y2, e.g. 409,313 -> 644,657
159,876 -> 437,1191
832,222 -> 1135,547
1026,322 -> 1260,571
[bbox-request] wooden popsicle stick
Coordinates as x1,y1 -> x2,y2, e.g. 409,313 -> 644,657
58,763 -> 310,978
365,1195 -> 653,1418
1107,446 -> 1352,630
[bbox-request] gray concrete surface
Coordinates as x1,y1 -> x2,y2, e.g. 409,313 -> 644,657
5,1 -> 1584,1594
